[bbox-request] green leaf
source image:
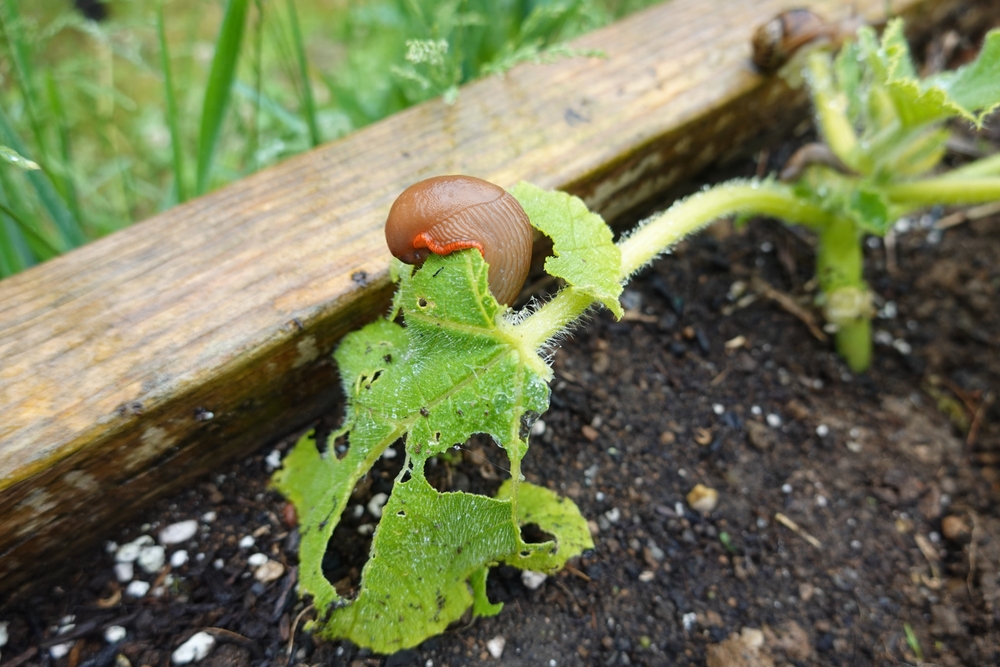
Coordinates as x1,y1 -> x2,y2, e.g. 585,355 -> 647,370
511,181 -> 623,317
195,0 -> 250,195
496,479 -> 594,573
928,29 -> 1000,122
867,20 -> 1000,129
275,250 -> 561,652
318,472 -> 522,651
846,187 -> 891,236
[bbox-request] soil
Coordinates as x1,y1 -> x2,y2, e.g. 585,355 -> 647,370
4,36 -> 1000,667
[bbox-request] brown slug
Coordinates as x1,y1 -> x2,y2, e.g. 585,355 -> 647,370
751,8 -> 861,73
384,175 -> 532,306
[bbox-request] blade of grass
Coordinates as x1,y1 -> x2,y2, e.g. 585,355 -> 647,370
243,0 -> 264,173
0,1 -> 48,162
158,0 -> 188,203
285,0 -> 320,146
195,0 -> 251,195
0,106 -> 85,246
44,72 -> 83,225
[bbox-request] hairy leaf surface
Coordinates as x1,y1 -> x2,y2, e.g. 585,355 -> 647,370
511,181 -> 623,317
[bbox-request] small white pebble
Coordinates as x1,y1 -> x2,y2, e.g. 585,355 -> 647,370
751,405 -> 762,415
265,449 -> 282,470
105,625 -> 127,643
549,661 -> 557,667
638,570 -> 655,582
781,484 -> 793,494
595,491 -> 605,502
213,558 -> 224,570
426,661 -> 433,667
521,571 -> 547,590
486,635 -> 506,659
760,241 -> 774,252
816,424 -> 830,437
757,517 -> 768,529
352,504 -> 365,519
712,403 -> 725,415
357,524 -> 375,536
0,620 -> 8,648
530,419 -> 547,436
126,580 -> 150,597
682,611 -> 698,631
929,531 -> 941,544
892,338 -> 912,355
850,540 -> 862,550
105,541 -> 118,554
604,507 -> 621,524
846,441 -> 862,453
381,447 -> 398,460
50,643 -> 72,659
766,413 -> 782,428
195,552 -> 206,561
367,492 -> 389,519
138,545 -> 166,574
247,553 -> 269,568
254,560 -> 285,584
200,511 -> 217,523
816,495 -> 828,508
171,631 -> 216,665
170,550 -> 189,568
114,562 -> 134,583
160,520 -> 198,545
238,536 -> 255,549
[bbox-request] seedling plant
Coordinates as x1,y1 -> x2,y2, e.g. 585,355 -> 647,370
275,19 -> 1000,653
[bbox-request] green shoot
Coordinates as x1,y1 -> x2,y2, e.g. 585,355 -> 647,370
195,0 -> 250,195
904,622 -> 924,661
158,1 -> 187,203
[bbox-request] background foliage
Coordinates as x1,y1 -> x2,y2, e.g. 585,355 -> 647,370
0,0 -> 659,278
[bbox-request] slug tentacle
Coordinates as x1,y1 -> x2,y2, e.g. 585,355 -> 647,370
385,175 -> 533,305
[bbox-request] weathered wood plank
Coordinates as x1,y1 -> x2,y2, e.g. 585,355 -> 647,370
0,0 -> 984,597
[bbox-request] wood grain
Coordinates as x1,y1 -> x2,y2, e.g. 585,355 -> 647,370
0,0 -> 983,597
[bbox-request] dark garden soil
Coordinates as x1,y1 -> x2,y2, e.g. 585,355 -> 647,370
3,172 -> 1000,667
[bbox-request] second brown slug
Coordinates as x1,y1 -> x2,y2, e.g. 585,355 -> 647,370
751,8 -> 862,73
384,175 -> 532,306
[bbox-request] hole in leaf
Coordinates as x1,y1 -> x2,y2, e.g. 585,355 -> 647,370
331,433 -> 351,460
396,510 -> 406,517
520,522 -> 556,544
417,297 -> 428,308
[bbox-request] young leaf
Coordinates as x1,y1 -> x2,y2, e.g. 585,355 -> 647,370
511,181 -> 623,317
869,21 -> 1000,128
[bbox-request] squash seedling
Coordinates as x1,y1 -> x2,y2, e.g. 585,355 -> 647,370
764,20 -> 1000,371
273,20 -> 1000,654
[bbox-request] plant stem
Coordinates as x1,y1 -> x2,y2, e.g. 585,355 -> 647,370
944,152 -> 1000,179
816,216 -> 870,372
515,180 -> 836,351
618,181 -> 833,277
884,177 -> 1000,205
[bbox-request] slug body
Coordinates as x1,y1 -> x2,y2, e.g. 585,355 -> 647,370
752,8 -> 852,72
385,175 -> 532,306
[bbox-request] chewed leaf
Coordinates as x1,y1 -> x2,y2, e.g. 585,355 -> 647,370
511,181 -> 624,318
320,473 -> 520,651
274,250 -> 555,652
496,480 -> 594,573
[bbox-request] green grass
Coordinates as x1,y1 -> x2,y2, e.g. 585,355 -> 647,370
0,0 -> 662,279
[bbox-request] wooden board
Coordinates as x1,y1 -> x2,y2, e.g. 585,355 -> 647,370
0,0 -> 986,597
